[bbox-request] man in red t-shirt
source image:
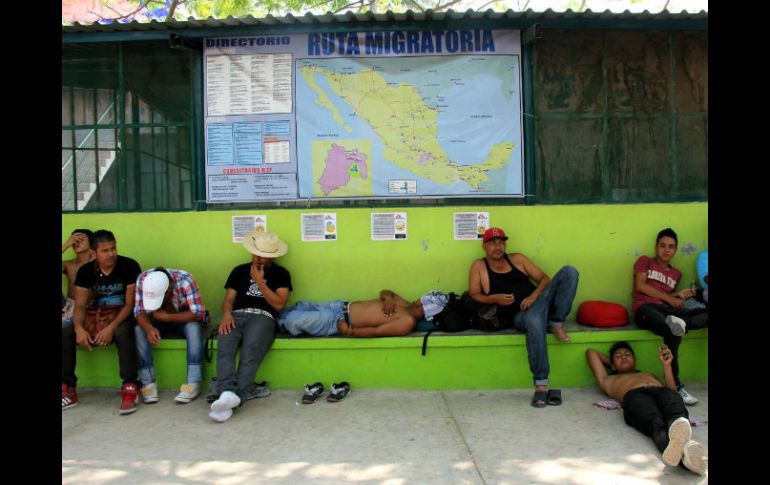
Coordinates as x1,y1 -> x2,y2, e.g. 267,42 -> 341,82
632,228 -> 708,406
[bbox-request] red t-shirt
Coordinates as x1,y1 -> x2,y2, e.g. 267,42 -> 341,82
631,255 -> 681,313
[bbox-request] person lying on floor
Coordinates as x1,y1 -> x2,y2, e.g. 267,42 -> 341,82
585,341 -> 707,476
278,290 -> 447,337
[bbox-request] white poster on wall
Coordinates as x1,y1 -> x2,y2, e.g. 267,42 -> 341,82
232,215 -> 267,243
454,212 -> 490,240
301,213 -> 338,241
371,212 -> 407,240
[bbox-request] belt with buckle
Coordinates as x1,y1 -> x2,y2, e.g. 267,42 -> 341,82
233,308 -> 274,320
341,301 -> 351,326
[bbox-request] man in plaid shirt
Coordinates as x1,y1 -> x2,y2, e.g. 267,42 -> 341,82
133,267 -> 208,404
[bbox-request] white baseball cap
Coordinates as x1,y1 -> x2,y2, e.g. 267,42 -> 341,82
142,271 -> 170,311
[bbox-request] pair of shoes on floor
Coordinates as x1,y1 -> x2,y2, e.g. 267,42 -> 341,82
141,382 -> 201,404
531,389 -> 562,408
662,417 -> 708,475
301,382 -> 350,403
209,390 -> 241,423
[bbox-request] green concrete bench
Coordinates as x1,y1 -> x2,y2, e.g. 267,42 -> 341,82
74,321 -> 708,390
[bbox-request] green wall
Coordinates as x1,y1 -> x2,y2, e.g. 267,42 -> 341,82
62,202 -> 707,322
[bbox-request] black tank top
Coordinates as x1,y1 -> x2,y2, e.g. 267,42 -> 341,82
484,255 -> 536,320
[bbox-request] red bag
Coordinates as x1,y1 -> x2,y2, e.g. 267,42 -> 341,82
84,306 -> 120,336
577,301 -> 629,327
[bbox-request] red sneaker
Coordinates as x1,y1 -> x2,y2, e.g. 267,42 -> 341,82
62,383 -> 78,410
119,383 -> 139,415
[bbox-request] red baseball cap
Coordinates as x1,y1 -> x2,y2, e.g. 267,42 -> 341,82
483,227 -> 509,243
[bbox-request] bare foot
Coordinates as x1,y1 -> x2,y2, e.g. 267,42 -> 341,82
550,325 -> 571,342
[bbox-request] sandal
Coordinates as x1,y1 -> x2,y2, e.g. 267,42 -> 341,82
326,382 -> 351,402
546,389 -> 562,406
531,390 -> 547,408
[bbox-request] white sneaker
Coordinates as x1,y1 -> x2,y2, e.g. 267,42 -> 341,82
174,383 -> 200,404
682,440 -> 708,476
208,408 -> 233,423
141,383 -> 159,404
211,390 -> 241,413
665,315 -> 686,336
678,386 -> 699,405
662,417 -> 692,466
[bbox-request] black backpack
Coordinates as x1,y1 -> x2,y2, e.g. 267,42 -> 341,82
433,292 -> 474,332
459,291 -> 508,331
420,292 -> 474,356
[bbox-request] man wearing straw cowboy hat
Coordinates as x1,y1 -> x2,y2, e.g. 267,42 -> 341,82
208,230 -> 293,423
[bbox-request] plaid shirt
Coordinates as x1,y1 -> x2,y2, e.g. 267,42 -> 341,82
133,268 -> 206,321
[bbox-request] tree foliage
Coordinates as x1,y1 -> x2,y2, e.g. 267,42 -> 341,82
76,0 -> 517,23
66,0 -> 700,24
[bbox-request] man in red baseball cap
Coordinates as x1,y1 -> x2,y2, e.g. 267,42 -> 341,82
468,227 -> 579,408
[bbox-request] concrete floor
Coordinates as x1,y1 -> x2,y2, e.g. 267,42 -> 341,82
62,383 -> 708,484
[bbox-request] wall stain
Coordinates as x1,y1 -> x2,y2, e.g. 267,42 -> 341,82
421,240 -> 429,252
680,242 -> 698,256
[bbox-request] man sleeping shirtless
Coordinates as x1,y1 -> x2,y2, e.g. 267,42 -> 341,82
278,290 -> 445,338
585,342 -> 707,476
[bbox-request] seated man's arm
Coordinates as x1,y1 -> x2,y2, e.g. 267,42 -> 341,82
513,254 -> 551,310
219,288 -> 237,335
72,286 -> 93,351
586,349 -> 611,395
634,271 -> 685,308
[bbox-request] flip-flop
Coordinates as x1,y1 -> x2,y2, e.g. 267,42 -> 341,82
546,389 -> 562,405
531,390 -> 547,408
326,382 -> 351,402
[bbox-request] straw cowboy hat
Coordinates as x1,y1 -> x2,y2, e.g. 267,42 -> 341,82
242,230 -> 288,258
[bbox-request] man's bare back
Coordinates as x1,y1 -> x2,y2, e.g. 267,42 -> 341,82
602,371 -> 663,403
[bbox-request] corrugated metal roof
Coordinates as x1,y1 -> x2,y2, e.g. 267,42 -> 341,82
62,8 -> 707,35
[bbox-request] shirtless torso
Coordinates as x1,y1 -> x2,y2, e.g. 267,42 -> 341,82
348,299 -> 418,328
601,371 -> 663,403
339,291 -> 424,337
62,257 -> 93,298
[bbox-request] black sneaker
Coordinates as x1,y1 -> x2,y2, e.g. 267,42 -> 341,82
206,377 -> 219,404
326,382 -> 350,402
244,381 -> 271,401
301,382 -> 324,404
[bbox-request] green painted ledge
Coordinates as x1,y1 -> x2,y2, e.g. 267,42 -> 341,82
74,325 -> 707,391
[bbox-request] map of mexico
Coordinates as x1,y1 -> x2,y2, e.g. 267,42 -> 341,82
296,53 -> 522,197
204,30 -> 524,202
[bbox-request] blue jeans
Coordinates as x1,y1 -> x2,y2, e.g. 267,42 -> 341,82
513,265 -> 579,387
278,300 -> 345,336
62,292 -> 73,329
214,312 -> 276,399
135,320 -> 204,386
